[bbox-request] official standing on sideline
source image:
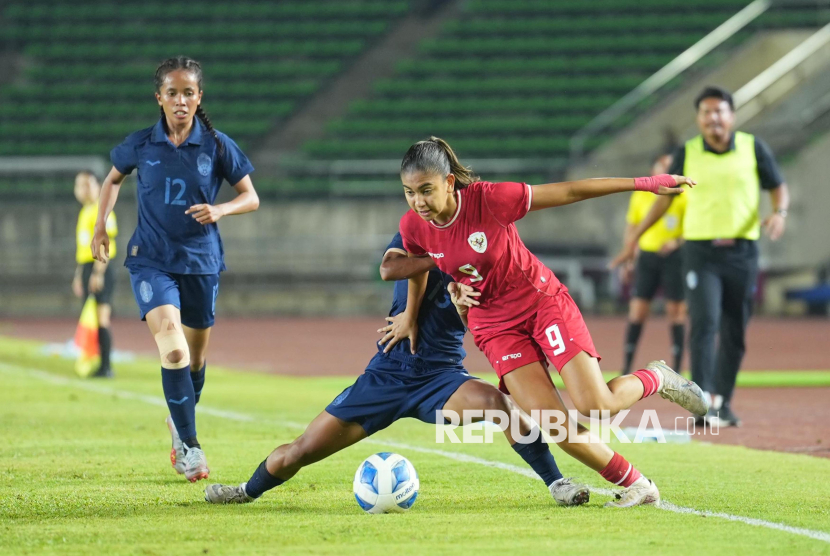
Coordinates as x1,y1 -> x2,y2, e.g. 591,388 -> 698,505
72,171 -> 118,378
619,151 -> 687,376
612,86 -> 789,426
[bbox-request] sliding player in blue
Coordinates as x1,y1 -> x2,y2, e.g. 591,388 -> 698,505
204,234 -> 589,506
92,56 -> 259,483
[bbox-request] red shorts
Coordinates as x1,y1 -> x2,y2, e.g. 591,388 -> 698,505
472,290 -> 601,393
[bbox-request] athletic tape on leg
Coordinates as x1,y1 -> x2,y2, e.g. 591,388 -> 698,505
154,318 -> 190,369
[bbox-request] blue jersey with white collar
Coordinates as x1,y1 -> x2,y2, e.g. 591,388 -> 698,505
111,118 -> 254,275
380,233 -> 467,368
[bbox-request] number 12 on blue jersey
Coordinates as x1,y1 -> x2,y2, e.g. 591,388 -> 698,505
165,177 -> 187,206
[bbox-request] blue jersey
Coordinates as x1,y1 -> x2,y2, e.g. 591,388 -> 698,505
110,118 -> 254,275
380,233 -> 467,367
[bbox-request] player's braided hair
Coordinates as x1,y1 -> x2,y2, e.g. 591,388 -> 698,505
154,56 -> 224,155
400,136 -> 478,189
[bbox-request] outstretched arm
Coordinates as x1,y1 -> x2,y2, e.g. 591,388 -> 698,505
379,249 -> 436,281
92,166 -> 127,263
530,174 -> 693,211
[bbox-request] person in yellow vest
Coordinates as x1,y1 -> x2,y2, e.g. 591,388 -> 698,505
612,86 -> 789,427
619,152 -> 687,376
72,171 -> 118,378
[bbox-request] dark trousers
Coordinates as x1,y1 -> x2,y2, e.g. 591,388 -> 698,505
683,240 -> 758,404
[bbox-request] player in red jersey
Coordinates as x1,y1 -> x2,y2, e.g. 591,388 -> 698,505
387,137 -> 709,507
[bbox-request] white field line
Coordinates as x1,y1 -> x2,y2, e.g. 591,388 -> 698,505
2,362 -> 829,544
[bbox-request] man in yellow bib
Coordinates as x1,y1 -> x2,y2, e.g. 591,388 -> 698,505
613,86 -> 789,427
620,152 -> 687,376
72,171 -> 118,378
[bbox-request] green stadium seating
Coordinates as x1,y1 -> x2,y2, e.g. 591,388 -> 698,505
303,1 -> 828,162
0,0 -> 411,179
2,0 -> 827,194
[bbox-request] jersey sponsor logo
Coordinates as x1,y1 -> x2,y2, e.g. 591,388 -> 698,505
139,280 -> 153,303
145,160 -> 160,166
468,232 -> 487,253
429,252 -> 444,259
502,353 -> 522,361
197,153 -> 212,177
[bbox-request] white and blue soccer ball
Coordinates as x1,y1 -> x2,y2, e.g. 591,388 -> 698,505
353,452 -> 419,514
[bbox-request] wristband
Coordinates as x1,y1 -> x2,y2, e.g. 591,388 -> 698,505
634,174 -> 677,194
775,208 -> 788,218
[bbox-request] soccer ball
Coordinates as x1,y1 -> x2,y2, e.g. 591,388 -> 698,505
353,452 -> 419,514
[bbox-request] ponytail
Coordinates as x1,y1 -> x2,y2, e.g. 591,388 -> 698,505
400,136 -> 478,189
196,105 -> 224,156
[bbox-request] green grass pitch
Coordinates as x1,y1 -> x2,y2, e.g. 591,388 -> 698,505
1,337 -> 829,555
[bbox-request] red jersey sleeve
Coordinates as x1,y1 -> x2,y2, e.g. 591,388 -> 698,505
399,211 -> 427,256
481,181 -> 533,226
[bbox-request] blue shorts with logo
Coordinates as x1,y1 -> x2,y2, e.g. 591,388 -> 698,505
128,264 -> 220,329
325,353 -> 476,436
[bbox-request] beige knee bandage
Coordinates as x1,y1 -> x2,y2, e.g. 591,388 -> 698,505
155,318 -> 190,369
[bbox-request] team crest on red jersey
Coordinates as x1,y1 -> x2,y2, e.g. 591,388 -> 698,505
468,232 -> 487,253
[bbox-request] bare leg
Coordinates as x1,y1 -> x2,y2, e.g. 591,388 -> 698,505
145,305 -> 188,365
183,325 -> 211,372
441,379 -> 528,444
561,352 -> 645,417
666,300 -> 687,324
628,297 -> 650,323
503,363 -> 615,471
266,411 -> 368,481
96,303 -> 112,328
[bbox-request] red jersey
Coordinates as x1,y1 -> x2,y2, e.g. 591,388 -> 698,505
400,181 -> 563,332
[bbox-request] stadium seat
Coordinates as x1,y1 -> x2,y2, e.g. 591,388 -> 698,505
302,0 -> 828,163
0,0 -> 412,193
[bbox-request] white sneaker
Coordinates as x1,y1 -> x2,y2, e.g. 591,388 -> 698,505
205,483 -> 253,504
184,446 -> 210,483
647,360 -> 709,417
166,416 -> 186,475
605,476 -> 660,508
549,477 -> 590,506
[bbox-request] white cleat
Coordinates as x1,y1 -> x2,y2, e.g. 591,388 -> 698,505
605,476 -> 660,508
647,360 -> 709,417
184,446 -> 210,483
166,416 -> 185,475
549,477 -> 590,506
205,483 -> 254,504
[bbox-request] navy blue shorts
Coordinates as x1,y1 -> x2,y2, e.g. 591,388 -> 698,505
127,264 -> 220,329
325,353 -> 476,436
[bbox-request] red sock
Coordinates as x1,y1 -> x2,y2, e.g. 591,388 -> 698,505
631,368 -> 661,398
600,452 -> 642,487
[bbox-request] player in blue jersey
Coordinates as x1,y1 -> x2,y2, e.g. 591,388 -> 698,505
204,233 -> 590,506
91,56 -> 259,483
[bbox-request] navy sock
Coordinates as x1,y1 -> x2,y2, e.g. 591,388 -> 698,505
190,363 -> 206,405
512,429 -> 563,486
245,459 -> 285,499
98,327 -> 112,371
671,323 -> 685,372
161,366 -> 197,443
